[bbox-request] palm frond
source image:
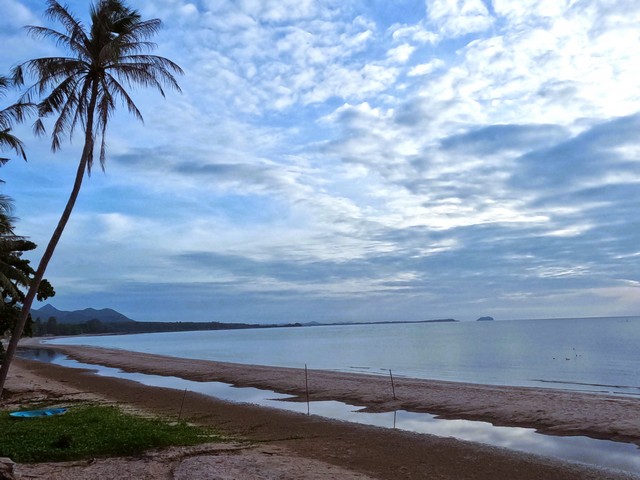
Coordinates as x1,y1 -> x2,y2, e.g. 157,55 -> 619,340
39,75 -> 81,150
0,102 -> 35,130
15,57 -> 84,102
32,118 -> 46,137
0,75 -> 32,161
111,61 -> 182,95
24,26 -> 87,59
44,1 -> 87,46
93,85 -> 115,173
119,18 -> 162,42
37,74 -> 78,116
104,75 -> 143,121
113,40 -> 158,56
118,54 -> 184,76
0,274 -> 20,300
0,130 -> 27,161
0,194 -> 15,217
68,78 -> 92,140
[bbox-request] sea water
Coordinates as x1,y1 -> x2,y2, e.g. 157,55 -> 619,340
47,316 -> 640,396
17,349 -> 640,475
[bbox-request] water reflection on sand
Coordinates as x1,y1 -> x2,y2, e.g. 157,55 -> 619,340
19,349 -> 640,475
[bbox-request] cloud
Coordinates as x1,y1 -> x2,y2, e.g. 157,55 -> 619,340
511,114 -> 640,191
440,124 -> 569,155
0,1 -> 51,67
492,0 -> 568,22
0,0 -> 37,28
5,0 -> 640,323
427,0 -> 494,37
390,23 -> 439,44
387,43 -> 416,63
407,1 -> 640,132
237,0 -> 321,23
151,1 -> 389,114
407,58 -> 444,76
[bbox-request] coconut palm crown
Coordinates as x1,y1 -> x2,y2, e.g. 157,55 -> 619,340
0,0 -> 182,397
13,0 -> 182,172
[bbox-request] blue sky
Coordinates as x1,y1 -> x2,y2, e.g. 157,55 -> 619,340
1,0 -> 640,323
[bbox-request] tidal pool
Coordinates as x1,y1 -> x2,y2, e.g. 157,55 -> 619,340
19,348 -> 640,475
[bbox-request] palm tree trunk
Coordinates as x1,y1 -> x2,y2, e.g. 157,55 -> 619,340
0,84 -> 98,398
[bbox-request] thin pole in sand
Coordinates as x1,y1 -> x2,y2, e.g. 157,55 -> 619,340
389,369 -> 397,400
305,363 -> 310,416
177,388 -> 188,422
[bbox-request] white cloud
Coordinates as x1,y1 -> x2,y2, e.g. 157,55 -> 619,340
407,58 -> 445,76
391,23 -> 439,44
427,0 -> 494,37
0,1 -> 52,66
98,213 -> 140,242
238,0 -> 320,22
413,1 -> 640,130
387,43 -> 416,63
492,0 -> 569,22
303,63 -> 400,104
153,2 -> 387,114
0,0 -> 37,28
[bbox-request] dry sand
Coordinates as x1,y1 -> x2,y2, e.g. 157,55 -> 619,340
2,340 -> 640,479
42,342 -> 640,444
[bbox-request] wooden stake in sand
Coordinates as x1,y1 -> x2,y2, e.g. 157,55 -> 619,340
389,369 -> 397,400
177,388 -> 188,422
305,364 -> 310,416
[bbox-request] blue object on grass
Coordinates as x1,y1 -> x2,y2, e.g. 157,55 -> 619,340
9,408 -> 68,418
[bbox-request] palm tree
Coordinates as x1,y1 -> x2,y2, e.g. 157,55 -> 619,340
0,199 -> 56,358
1,76 -> 32,322
0,0 -> 182,396
0,196 -> 23,301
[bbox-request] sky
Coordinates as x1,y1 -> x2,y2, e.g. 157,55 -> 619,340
1,0 -> 640,324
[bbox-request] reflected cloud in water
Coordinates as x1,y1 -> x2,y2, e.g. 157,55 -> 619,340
19,349 -> 640,475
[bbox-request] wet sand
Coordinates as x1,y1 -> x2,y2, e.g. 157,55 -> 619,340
38,342 -> 640,444
3,340 -> 640,479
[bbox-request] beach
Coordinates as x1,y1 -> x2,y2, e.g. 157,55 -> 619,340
3,341 -> 640,479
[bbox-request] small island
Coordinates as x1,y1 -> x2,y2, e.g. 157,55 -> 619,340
476,316 -> 494,322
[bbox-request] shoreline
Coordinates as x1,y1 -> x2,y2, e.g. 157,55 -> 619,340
20,339 -> 640,446
3,339 -> 639,479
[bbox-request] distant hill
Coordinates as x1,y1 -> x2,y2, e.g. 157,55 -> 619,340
31,304 -> 135,324
28,304 -> 298,337
28,305 -> 457,338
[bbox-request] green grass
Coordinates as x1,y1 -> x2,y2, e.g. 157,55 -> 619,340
0,404 -> 222,463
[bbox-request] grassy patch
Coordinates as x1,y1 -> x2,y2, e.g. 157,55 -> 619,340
0,404 -> 222,463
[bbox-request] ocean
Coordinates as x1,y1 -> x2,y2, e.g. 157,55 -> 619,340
47,316 -> 640,396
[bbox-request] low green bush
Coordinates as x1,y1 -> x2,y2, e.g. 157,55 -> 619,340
0,404 -> 221,463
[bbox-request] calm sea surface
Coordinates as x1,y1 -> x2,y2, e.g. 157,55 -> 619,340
48,316 -> 640,396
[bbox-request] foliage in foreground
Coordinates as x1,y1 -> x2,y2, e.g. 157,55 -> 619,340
0,201 -> 55,359
1,76 -> 55,359
0,404 -> 221,463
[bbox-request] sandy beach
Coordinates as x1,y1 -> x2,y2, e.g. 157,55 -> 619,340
2,340 -> 640,479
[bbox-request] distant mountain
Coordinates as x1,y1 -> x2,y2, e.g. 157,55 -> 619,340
31,304 -> 135,324
477,316 -> 495,321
